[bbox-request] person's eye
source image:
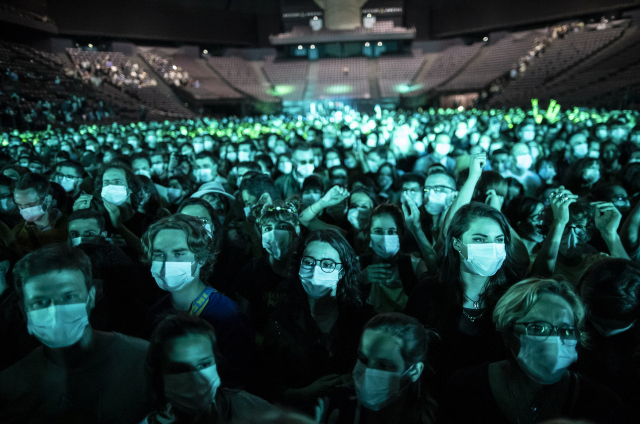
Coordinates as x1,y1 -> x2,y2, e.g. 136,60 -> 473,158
198,361 -> 212,369
473,238 -> 485,243
65,294 -> 76,300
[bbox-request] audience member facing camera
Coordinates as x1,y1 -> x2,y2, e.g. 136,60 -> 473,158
13,173 -> 69,254
143,314 -> 276,424
68,208 -> 107,247
575,258 -> 640,422
360,204 -> 427,313
234,201 -> 301,333
0,244 -> 153,423
504,196 -> 547,258
142,214 -> 259,388
441,278 -> 623,424
532,191 -> 629,285
319,313 -> 436,424
261,229 -> 373,405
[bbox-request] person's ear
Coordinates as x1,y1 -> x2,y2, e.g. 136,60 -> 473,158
408,362 -> 425,383
87,286 -> 97,310
452,237 -> 462,252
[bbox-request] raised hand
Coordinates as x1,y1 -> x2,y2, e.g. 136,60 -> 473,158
550,186 -> 578,226
468,153 -> 487,181
485,189 -> 505,211
401,192 -> 422,233
320,185 -> 349,208
592,201 -> 622,237
102,199 -> 122,229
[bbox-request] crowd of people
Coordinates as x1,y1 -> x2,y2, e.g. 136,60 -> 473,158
0,104 -> 639,424
67,49 -> 158,90
141,53 -> 195,88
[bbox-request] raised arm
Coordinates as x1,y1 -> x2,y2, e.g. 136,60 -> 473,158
592,201 -> 630,259
401,192 -> 438,271
439,153 -> 486,239
620,198 -> 640,254
298,185 -> 348,235
531,187 -> 577,277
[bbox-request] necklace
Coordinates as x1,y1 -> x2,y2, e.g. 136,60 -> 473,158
462,309 -> 484,322
462,292 -> 481,309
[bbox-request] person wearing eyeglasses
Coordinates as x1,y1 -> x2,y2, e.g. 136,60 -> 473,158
54,160 -> 87,212
261,229 -> 373,409
504,197 -> 547,258
421,170 -> 458,244
275,143 -> 318,199
440,277 -> 623,424
531,192 -> 629,286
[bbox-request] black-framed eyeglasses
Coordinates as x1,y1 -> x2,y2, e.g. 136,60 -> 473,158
424,185 -> 454,194
301,256 -> 342,273
612,197 -> 629,203
514,321 -> 580,346
566,224 -> 592,238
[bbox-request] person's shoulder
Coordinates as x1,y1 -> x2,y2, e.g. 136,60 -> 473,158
222,387 -> 274,409
110,332 -> 150,351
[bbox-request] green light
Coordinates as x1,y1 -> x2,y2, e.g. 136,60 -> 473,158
326,85 -> 352,94
395,84 -> 422,94
271,85 -> 295,96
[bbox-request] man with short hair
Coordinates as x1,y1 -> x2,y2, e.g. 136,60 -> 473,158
13,173 -> 69,254
237,140 -> 256,163
274,143 -> 316,199
504,143 -> 542,196
130,153 -> 152,179
194,152 -> 225,186
68,208 -> 106,246
54,160 -> 85,202
413,133 -> 456,175
0,244 -> 153,423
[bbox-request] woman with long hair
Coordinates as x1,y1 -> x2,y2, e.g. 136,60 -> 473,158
405,201 -> 526,388
261,229 -> 373,409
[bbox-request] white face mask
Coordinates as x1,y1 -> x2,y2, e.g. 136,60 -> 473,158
516,335 -> 577,385
71,235 -> 103,246
238,151 -> 251,162
101,185 -> 128,205
0,197 -> 15,212
262,229 -> 291,260
278,162 -> 292,174
434,143 -> 450,156
459,242 -> 506,276
583,168 -> 600,184
299,265 -> 340,299
195,168 -> 213,183
27,301 -> 90,348
58,177 -> 77,193
348,208 -> 372,231
521,130 -> 536,142
425,191 -> 448,215
164,365 -> 221,414
274,146 -> 286,155
302,192 -> 321,206
151,261 -> 196,292
515,154 -> 533,171
573,143 -> 588,158
226,152 -> 237,163
20,204 -> 45,222
152,163 -> 165,176
135,169 -> 152,179
370,234 -> 400,259
353,360 -> 412,411
193,142 -> 204,154
297,163 -> 315,178
326,158 -> 341,169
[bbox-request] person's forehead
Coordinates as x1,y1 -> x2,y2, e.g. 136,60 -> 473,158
69,218 -> 100,231
361,329 -> 404,362
14,188 -> 38,199
610,185 -> 627,196
493,153 -> 508,161
103,168 -> 126,180
166,334 -> 213,363
435,134 -> 451,143
304,240 -> 340,261
132,158 -> 149,168
425,174 -> 454,188
402,181 -> 420,189
372,215 -> 397,228
153,229 -> 189,249
520,292 -> 575,325
350,192 -> 373,205
23,270 -> 87,299
181,205 -> 211,221
512,144 -> 529,155
293,149 -> 313,158
465,217 -> 504,236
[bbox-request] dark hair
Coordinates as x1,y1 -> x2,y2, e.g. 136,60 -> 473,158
292,230 -> 363,307
563,158 -> 601,192
147,314 -> 221,409
370,203 -> 407,240
168,175 -> 192,196
142,214 -> 218,282
239,174 -> 281,204
237,161 -> 262,173
505,177 -> 524,198
349,186 -> 378,209
69,208 -> 106,233
376,163 -> 399,191
15,173 -> 51,200
438,202 -> 524,311
302,175 -> 324,193
96,163 -> 140,208
399,172 -> 426,188
13,244 -> 92,308
291,142 -> 313,155
578,258 -> 640,323
591,181 -> 626,202
0,174 -> 15,189
177,197 -> 224,253
503,196 -> 544,229
55,160 -> 84,177
473,171 -> 507,202
617,163 -> 640,196
363,313 -> 436,424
